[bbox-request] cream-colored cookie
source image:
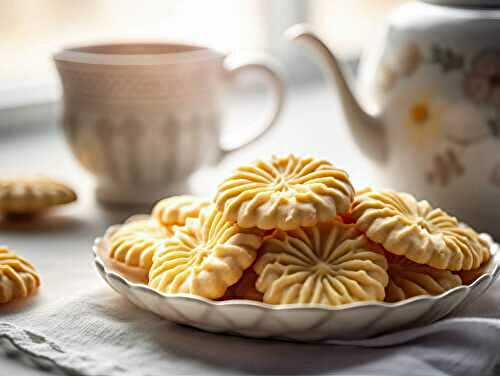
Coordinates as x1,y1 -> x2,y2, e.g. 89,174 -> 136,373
457,234 -> 495,284
385,253 -> 462,302
457,261 -> 492,285
223,268 -> 263,301
351,188 -> 490,271
0,177 -> 77,215
108,218 -> 168,282
152,195 -> 211,236
253,220 -> 388,306
149,206 -> 263,299
215,155 -> 354,231
0,246 -> 40,304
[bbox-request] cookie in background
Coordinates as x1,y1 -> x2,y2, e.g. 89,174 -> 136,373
0,177 -> 77,218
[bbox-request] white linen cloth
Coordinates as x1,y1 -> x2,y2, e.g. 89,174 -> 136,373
2,283 -> 500,376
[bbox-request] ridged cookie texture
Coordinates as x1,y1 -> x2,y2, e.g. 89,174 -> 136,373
0,247 -> 40,304
254,220 -> 389,306
222,268 -> 263,301
109,218 -> 168,273
0,177 -> 77,215
385,253 -> 462,303
458,257 -> 493,285
215,155 -> 355,231
152,195 -> 211,236
351,189 -> 490,271
149,206 -> 263,300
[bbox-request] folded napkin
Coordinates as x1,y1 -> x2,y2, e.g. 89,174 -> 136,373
2,283 -> 500,376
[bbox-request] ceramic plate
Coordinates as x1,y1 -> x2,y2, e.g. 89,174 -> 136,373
93,219 -> 500,342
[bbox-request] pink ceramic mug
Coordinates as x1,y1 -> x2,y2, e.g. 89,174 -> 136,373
54,43 -> 284,205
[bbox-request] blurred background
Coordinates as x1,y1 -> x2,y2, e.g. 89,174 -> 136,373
0,0 -> 404,130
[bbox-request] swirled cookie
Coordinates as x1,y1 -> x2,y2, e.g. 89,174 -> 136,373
108,218 -> 168,282
215,155 -> 354,230
253,220 -> 388,306
458,262 -> 491,285
0,247 -> 40,304
149,206 -> 263,299
0,177 -> 77,216
223,268 -> 263,301
385,253 -> 462,302
351,189 -> 490,271
152,195 -> 210,236
457,234 -> 494,285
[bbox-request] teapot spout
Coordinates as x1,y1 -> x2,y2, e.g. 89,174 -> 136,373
286,24 -> 387,164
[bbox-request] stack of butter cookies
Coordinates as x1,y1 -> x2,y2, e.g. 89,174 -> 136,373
106,155 -> 491,306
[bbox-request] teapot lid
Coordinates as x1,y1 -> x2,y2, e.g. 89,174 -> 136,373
421,0 -> 500,7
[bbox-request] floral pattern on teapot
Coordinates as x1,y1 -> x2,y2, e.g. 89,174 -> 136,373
375,41 -> 500,188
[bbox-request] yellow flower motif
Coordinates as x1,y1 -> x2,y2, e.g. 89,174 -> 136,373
404,94 -> 445,147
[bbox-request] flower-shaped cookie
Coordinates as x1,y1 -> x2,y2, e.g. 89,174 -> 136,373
152,195 -> 211,236
108,218 -> 168,282
149,206 -> 263,299
385,253 -> 461,302
458,259 -> 492,285
223,268 -> 263,301
0,177 -> 77,216
215,155 -> 355,230
0,246 -> 40,304
351,189 -> 490,271
253,220 -> 388,306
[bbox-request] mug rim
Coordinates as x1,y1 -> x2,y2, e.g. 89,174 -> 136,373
53,42 -> 225,65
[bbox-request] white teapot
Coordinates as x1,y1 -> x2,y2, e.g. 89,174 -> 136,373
288,1 -> 500,236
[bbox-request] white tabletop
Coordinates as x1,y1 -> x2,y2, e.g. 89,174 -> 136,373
0,84 -> 383,374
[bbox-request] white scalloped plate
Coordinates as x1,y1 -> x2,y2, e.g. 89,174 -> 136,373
93,219 -> 500,342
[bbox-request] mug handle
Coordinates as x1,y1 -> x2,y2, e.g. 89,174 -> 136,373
220,53 -> 285,155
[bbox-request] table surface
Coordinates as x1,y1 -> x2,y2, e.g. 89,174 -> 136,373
0,84 -> 383,375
